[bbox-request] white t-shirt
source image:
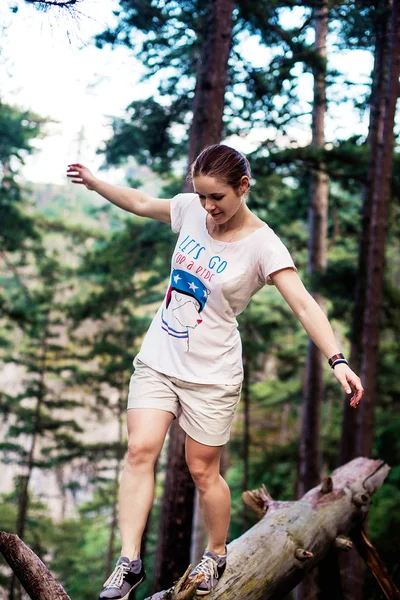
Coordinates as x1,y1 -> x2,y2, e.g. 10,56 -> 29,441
136,193 -> 296,384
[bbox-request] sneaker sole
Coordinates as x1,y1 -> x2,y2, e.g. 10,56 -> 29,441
126,574 -> 146,599
99,574 -> 146,600
195,590 -> 212,596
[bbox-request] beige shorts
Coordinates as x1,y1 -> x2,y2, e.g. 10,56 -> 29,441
127,360 -> 242,446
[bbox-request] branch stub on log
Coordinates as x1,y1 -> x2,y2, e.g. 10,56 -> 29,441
294,548 -> 314,561
334,536 -> 353,551
320,476 -> 333,494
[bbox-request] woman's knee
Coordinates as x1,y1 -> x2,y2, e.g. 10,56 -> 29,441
187,458 -> 219,491
126,437 -> 158,468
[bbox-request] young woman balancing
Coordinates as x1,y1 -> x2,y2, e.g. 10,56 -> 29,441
67,145 -> 364,599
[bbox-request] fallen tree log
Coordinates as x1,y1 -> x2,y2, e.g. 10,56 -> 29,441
0,532 -> 71,600
0,457 -> 395,600
146,457 -> 392,600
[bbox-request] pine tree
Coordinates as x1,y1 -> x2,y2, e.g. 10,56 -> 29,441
339,0 -> 391,463
356,0 -> 400,457
298,0 -> 329,508
1,249 -> 85,600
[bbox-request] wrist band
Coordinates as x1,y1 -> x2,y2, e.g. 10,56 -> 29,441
331,359 -> 349,369
328,353 -> 345,367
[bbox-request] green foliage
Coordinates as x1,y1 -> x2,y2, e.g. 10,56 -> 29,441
0,102 -> 46,165
0,250 -> 88,478
102,97 -> 190,174
0,489 -> 56,561
50,514 -> 110,597
0,102 -> 47,251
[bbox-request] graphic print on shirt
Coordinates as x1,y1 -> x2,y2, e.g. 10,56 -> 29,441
161,269 -> 210,351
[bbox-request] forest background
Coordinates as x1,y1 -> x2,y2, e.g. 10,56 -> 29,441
0,0 -> 399,599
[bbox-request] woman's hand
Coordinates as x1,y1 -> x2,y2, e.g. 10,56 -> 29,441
67,163 -> 98,190
333,363 -> 364,408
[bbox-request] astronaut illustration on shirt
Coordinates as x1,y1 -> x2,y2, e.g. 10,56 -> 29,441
161,269 -> 210,351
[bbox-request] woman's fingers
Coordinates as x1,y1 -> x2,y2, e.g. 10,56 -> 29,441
66,164 -> 85,175
66,170 -> 83,184
347,377 -> 363,408
66,164 -> 89,185
348,380 -> 364,408
66,172 -> 80,178
335,366 -> 364,408
66,164 -> 96,190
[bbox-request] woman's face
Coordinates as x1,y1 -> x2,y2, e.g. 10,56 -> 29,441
193,175 -> 248,225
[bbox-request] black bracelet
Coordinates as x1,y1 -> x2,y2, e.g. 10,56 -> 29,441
328,352 -> 345,367
331,359 -> 349,369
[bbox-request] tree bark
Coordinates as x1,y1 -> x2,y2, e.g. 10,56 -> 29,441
0,533 -> 71,600
339,0 -> 390,467
356,0 -> 400,458
351,528 -> 400,600
317,546 -> 344,599
337,5 -> 392,599
153,421 -> 196,592
298,0 -> 329,499
184,0 -> 235,182
10,324 -> 49,600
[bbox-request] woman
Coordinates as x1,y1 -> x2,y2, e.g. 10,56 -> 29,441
67,145 -> 363,599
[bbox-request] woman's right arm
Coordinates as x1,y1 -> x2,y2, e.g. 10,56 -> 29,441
66,163 -> 171,224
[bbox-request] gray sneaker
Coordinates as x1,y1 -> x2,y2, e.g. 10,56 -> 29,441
190,550 -> 227,595
99,556 -> 146,599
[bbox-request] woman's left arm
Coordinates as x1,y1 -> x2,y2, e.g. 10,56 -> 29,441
270,268 -> 364,408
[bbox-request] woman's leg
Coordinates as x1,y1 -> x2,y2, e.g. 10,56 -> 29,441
185,436 -> 230,555
119,408 -> 174,559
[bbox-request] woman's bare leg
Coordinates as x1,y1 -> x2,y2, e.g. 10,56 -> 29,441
119,408 -> 174,560
185,436 -> 229,555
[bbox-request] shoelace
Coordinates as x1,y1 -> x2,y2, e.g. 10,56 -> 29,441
103,562 -> 130,589
193,556 -> 219,582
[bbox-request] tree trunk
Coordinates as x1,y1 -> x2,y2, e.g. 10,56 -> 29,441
184,0 -> 235,180
153,421 -> 196,592
356,0 -> 400,458
338,5 -> 392,599
339,0 -> 390,467
157,0 -> 235,583
317,546 -> 344,599
298,0 -> 329,498
10,328 -> 48,600
296,0 -> 331,574
2,459 -> 392,600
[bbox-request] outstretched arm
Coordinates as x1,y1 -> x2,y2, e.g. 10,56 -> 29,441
66,163 -> 171,223
270,268 -> 364,408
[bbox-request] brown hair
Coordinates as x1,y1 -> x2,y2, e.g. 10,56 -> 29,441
189,144 -> 251,193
